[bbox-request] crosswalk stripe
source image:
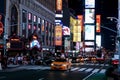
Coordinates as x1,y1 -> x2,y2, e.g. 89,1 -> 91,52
92,69 -> 99,73
17,65 -> 107,74
71,67 -> 106,73
71,67 -> 79,71
78,68 -> 86,71
99,69 -> 106,73
105,64 -> 109,66
85,68 -> 93,72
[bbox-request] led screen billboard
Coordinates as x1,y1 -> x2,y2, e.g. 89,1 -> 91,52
85,42 -> 94,46
62,26 -> 70,36
85,47 -> 94,52
96,15 -> 101,32
30,40 -> 40,49
85,25 -> 95,40
85,9 -> 95,24
85,0 -> 95,8
55,25 -> 62,46
56,0 -> 62,11
96,35 -> 101,47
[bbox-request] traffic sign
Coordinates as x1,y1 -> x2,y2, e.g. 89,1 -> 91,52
0,22 -> 3,35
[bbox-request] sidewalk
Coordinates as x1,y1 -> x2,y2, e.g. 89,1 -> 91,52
85,73 -> 107,80
7,64 -> 20,68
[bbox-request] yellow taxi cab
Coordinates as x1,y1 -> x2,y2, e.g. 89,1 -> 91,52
51,58 -> 72,70
91,56 -> 97,63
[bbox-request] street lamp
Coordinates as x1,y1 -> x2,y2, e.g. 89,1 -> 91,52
107,16 -> 120,71
107,17 -> 119,51
107,17 -> 118,22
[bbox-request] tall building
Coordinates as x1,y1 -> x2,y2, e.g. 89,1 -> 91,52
0,0 -> 56,56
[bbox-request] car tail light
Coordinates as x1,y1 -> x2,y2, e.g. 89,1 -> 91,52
112,60 -> 119,65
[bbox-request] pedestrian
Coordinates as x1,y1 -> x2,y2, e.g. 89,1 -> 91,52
2,55 -> 7,69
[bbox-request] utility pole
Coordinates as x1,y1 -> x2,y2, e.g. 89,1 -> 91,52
106,0 -> 120,71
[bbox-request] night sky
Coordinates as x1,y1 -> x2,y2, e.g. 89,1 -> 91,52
68,0 -> 118,50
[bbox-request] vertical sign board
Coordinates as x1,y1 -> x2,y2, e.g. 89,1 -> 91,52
55,25 -> 62,46
96,15 -> 101,33
0,22 -> 3,35
77,15 -> 83,32
56,0 -> 62,11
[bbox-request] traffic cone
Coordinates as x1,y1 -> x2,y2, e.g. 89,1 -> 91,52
0,63 -> 2,70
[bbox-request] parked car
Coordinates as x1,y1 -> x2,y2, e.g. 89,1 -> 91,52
51,58 -> 71,71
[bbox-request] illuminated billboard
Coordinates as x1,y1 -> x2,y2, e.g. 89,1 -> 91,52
85,9 -> 95,24
72,19 -> 81,42
96,35 -> 101,47
77,15 -> 83,31
56,0 -> 62,11
70,17 -> 76,33
73,33 -> 81,42
85,42 -> 94,46
96,15 -> 101,32
85,47 -> 94,52
62,26 -> 70,36
55,25 -> 62,46
85,25 -> 95,40
85,0 -> 95,8
30,40 -> 40,49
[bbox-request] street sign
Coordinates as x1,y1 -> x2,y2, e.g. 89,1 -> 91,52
0,22 -> 3,35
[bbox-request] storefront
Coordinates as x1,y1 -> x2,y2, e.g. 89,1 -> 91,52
6,34 -> 24,56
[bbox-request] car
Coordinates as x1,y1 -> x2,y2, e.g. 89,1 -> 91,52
76,56 -> 84,63
111,54 -> 119,66
51,58 -> 72,71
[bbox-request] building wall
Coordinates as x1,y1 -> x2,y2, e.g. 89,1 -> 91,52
5,0 -> 55,51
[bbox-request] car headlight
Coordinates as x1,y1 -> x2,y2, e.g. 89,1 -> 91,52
51,63 -> 54,66
63,64 -> 67,66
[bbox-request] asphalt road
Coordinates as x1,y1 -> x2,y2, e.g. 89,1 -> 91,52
0,69 -> 90,80
0,63 -> 109,80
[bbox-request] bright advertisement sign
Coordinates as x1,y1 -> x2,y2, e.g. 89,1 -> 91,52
73,19 -> 81,42
85,25 -> 95,40
30,40 -> 40,49
73,19 -> 81,33
85,0 -> 95,8
55,25 -> 62,46
77,15 -> 83,31
85,42 -> 94,46
56,0 -> 62,11
62,26 -> 70,36
85,9 -> 95,24
96,15 -> 101,32
85,47 -> 94,52
96,35 -> 101,47
73,33 -> 81,42
70,16 -> 76,33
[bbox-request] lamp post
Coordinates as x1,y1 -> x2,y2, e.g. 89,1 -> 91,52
107,16 -> 119,51
107,16 -> 120,71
